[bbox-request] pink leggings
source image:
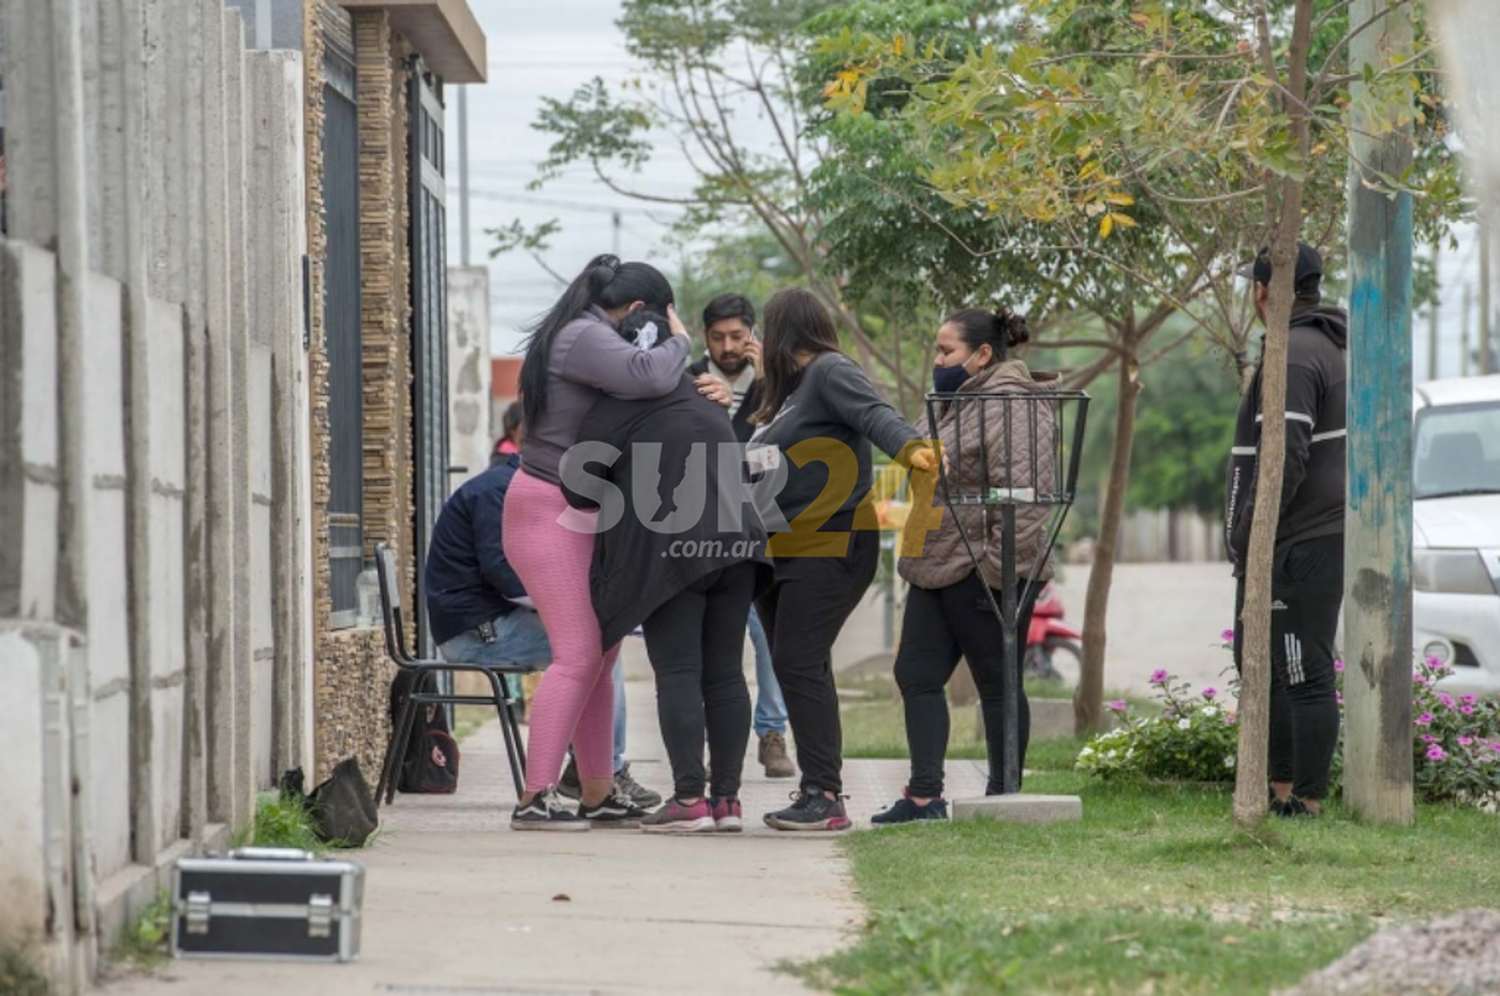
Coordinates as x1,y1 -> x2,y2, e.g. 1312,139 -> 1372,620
502,468 -> 618,793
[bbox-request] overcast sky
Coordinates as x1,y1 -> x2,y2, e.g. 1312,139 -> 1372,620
447,1 -> 1489,379
446,0 -> 699,358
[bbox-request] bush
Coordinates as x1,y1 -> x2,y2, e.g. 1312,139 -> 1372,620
1075,669 -> 1239,783
1412,656 -> 1500,806
1076,652 -> 1500,807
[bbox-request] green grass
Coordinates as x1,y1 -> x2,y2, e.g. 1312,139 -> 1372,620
0,946 -> 49,996
111,893 -> 173,970
452,704 -> 495,742
838,672 -> 1140,762
232,791 -> 373,851
801,772 -> 1500,994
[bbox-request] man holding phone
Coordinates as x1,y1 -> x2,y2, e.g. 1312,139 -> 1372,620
689,293 -> 796,779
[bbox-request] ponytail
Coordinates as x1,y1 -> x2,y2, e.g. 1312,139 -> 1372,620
518,254 -> 675,428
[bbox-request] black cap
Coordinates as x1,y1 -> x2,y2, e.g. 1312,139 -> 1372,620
1238,242 -> 1323,288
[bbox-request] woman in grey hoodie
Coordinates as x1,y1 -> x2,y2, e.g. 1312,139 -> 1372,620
872,307 -> 1058,824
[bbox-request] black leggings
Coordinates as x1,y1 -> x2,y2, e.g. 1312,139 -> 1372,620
755,522 -> 880,796
895,573 -> 1039,798
1234,534 -> 1344,801
642,562 -> 756,801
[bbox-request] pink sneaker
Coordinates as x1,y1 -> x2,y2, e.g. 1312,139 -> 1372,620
711,797 -> 743,832
640,796 -> 715,833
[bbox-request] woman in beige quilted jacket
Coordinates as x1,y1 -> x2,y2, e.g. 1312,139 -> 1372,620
872,306 -> 1059,824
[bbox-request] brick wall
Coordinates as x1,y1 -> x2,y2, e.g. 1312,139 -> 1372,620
306,0 -> 425,782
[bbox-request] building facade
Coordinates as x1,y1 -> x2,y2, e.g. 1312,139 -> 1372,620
0,1 -> 483,990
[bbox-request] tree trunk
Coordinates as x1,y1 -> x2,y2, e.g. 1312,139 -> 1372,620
1233,0 -> 1314,829
1075,353 -> 1143,734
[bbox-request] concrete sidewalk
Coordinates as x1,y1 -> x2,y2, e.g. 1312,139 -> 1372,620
102,642 -> 980,995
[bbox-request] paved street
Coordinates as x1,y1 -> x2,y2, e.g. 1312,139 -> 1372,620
1048,562 -> 1240,699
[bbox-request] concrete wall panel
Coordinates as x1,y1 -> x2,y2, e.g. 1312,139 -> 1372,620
151,682 -> 185,850
88,692 -> 132,879
0,630 -> 53,948
250,345 -> 275,791
86,273 -> 131,689
11,244 -> 61,621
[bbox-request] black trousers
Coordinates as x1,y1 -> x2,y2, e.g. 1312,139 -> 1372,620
642,562 -> 756,800
755,520 -> 880,796
1233,533 -> 1344,800
896,573 -> 1039,798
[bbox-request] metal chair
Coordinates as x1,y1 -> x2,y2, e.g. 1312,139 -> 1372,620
373,542 -> 536,804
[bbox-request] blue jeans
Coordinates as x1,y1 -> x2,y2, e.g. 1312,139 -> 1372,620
438,609 -> 551,698
748,606 -> 787,737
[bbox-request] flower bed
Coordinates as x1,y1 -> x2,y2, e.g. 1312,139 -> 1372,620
1077,652 -> 1500,807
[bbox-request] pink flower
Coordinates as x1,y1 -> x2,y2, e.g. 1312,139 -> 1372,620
1461,705 -> 1475,716
1150,669 -> 1169,685
1107,699 -> 1127,713
1221,629 -> 1236,643
1415,713 -> 1433,727
1438,693 -> 1456,709
1425,656 -> 1443,668
1491,743 -> 1500,754
1459,736 -> 1474,747
1202,687 -> 1217,701
1427,745 -> 1448,761
1336,691 -> 1345,707
1414,675 -> 1430,687
1462,694 -> 1477,706
1334,659 -> 1345,673
1225,713 -> 1237,725
1422,734 -> 1437,743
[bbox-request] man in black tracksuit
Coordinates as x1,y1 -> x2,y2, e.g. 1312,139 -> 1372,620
1226,242 -> 1348,818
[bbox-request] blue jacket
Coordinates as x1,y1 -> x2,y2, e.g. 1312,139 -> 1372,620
424,455 -> 526,645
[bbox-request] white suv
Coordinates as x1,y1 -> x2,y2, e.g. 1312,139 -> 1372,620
1412,374 -> 1500,697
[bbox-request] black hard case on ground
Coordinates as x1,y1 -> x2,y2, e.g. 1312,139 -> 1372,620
171,847 -> 364,962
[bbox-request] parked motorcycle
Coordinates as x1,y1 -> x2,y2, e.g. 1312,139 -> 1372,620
1025,582 -> 1083,682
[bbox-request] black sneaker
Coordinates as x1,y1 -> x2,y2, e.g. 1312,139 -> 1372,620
871,791 -> 948,825
557,757 -> 582,801
578,791 -> 649,829
763,790 -> 852,832
1277,796 -> 1317,818
511,789 -> 590,832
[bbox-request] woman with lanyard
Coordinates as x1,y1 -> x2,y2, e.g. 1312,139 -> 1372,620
506,254 -> 692,830
747,287 -> 937,831
872,306 -> 1057,824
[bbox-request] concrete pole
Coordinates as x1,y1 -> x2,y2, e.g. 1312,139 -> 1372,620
1480,209 -> 1492,375
1427,243 -> 1439,380
1343,0 -> 1415,825
458,85 -> 470,266
1461,282 -> 1472,376
117,0 -> 160,865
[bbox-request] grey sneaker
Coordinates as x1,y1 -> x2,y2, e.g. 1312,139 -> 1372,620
511,789 -> 590,832
763,790 -> 852,832
758,732 -> 796,779
614,762 -> 663,810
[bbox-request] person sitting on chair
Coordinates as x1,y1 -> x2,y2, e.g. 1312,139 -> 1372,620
425,452 -> 551,691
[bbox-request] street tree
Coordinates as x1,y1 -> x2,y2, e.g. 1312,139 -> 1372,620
822,1 -> 1465,790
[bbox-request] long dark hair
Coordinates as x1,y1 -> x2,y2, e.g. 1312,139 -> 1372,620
753,287 -> 842,425
943,306 -> 1030,365
518,254 -> 675,428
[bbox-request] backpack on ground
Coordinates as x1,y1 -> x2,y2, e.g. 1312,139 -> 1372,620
388,672 -> 461,794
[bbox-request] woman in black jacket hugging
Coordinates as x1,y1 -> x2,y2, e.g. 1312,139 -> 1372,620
746,288 -> 938,832
563,308 -> 772,833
